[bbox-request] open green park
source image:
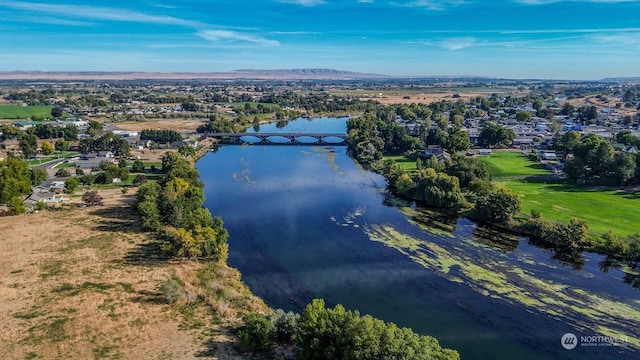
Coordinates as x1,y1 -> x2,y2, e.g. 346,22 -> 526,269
0,104 -> 53,119
386,151 -> 639,237
481,151 -> 639,237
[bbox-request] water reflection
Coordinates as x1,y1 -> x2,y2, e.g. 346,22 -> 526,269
599,256 -> 640,289
199,117 -> 639,360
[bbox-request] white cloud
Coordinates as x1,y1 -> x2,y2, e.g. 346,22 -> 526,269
1,1 -> 281,48
516,0 -> 639,4
1,1 -> 201,27
392,0 -> 469,10
439,37 -> 476,50
198,30 -> 280,46
276,0 -> 326,6
593,32 -> 640,46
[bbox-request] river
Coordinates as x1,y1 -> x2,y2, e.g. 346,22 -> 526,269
197,117 -> 639,360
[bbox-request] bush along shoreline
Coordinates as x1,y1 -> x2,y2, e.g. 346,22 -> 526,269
238,299 -> 460,360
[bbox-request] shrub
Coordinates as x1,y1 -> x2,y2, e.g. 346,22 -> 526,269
82,190 -> 103,206
238,313 -> 274,352
269,309 -> 299,342
159,277 -> 186,303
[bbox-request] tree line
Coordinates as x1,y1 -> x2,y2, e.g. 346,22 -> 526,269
558,132 -> 640,186
238,299 -> 459,360
135,152 -> 228,261
140,129 -> 183,144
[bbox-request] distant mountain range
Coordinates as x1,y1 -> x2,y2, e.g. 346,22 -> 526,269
0,69 -> 637,82
0,69 -> 391,81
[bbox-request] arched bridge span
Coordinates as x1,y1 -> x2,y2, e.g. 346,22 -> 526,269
205,132 -> 347,145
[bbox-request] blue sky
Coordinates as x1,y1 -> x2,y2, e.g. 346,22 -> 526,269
1,0 -> 639,79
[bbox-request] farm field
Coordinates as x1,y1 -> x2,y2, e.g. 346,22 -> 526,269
0,104 -> 52,119
479,151 -> 640,237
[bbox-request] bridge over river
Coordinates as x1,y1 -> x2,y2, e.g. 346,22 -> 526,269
205,132 -> 347,145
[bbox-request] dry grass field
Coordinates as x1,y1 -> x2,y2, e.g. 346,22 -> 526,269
364,92 -> 486,105
0,188 -> 264,360
114,119 -> 208,133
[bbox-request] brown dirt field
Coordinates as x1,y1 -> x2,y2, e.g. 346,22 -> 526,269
359,92 -> 496,105
114,119 -> 208,133
0,188 -> 254,360
567,96 -> 638,118
129,138 -> 215,163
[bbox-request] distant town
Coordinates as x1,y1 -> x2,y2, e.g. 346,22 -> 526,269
1,76 -> 639,211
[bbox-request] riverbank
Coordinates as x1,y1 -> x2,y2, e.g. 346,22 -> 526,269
0,187 -> 266,359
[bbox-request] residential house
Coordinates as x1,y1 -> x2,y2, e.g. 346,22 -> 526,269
421,145 -> 451,162
24,189 -> 69,210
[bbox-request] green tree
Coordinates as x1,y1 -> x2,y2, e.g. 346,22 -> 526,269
19,133 -> 38,158
445,126 -> 470,152
54,139 -> 70,151
0,157 -> 32,211
445,154 -> 492,188
561,102 -> 575,116
87,120 -> 103,138
79,174 -> 96,185
563,156 -> 587,181
615,130 -> 638,146
64,177 -> 79,194
611,152 -> 637,185
515,111 -> 532,122
178,145 -> 196,158
558,130 -> 581,152
29,167 -> 48,186
473,187 -> 522,224
132,159 -> 145,172
41,141 -> 54,155
55,168 -> 71,177
295,299 -> 459,360
51,107 -> 64,118
572,134 -> 614,178
412,168 -> 465,209
479,123 -> 515,148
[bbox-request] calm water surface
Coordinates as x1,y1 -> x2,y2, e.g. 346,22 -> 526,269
198,117 -> 639,360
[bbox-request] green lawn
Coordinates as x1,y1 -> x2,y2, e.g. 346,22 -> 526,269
383,155 -> 417,171
0,105 -> 53,119
382,150 -> 640,237
504,181 -> 640,237
479,151 -> 639,237
480,151 -> 549,178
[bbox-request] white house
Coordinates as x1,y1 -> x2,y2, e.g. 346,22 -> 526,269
541,152 -> 557,160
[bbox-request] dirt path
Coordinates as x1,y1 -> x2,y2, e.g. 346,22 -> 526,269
0,189 -> 246,360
